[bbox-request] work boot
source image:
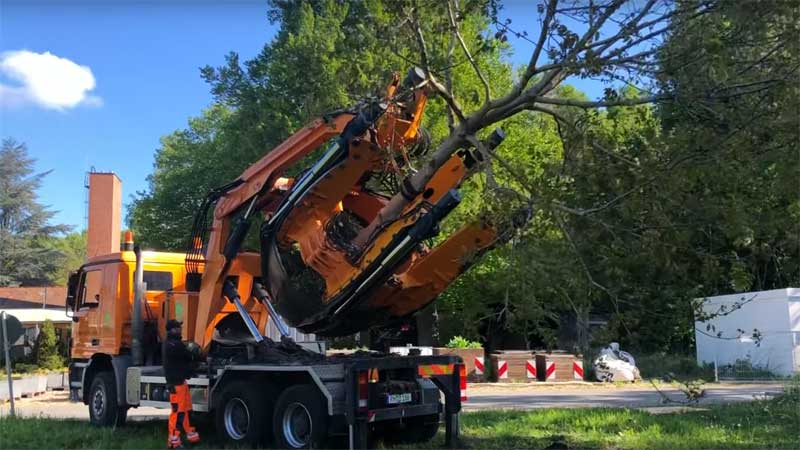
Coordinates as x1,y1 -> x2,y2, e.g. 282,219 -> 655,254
186,431 -> 200,445
168,435 -> 184,449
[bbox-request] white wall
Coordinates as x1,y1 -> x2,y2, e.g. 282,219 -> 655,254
789,296 -> 800,373
695,288 -> 799,377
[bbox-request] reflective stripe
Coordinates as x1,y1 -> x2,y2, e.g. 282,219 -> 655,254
417,364 -> 455,376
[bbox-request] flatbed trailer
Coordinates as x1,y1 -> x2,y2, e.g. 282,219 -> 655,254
70,351 -> 465,449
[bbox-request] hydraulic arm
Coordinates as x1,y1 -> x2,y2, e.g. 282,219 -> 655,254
186,68 -> 523,348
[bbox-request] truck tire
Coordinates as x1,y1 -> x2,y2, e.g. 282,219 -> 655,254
272,385 -> 328,449
403,414 -> 440,443
88,371 -> 127,427
215,381 -> 270,446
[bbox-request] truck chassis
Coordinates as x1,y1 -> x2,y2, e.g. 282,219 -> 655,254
70,352 -> 464,449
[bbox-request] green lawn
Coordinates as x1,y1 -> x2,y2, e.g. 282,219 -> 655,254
1,394 -> 797,449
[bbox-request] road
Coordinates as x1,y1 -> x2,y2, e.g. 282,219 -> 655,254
463,382 -> 784,411
0,383 -> 784,420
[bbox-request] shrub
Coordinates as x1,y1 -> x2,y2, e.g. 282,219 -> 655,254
446,336 -> 482,349
636,353 -> 714,380
35,319 -> 64,370
12,363 -> 39,374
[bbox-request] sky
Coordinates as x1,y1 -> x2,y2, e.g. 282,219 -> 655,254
1,0 -> 606,231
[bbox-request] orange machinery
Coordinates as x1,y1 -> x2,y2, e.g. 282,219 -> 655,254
182,68 -> 515,349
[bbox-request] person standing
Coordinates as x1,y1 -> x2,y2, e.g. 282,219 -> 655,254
163,320 -> 200,449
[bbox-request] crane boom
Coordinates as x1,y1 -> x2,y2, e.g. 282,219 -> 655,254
186,68 -> 524,348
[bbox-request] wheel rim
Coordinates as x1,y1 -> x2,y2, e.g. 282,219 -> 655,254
224,397 -> 251,440
282,402 -> 312,448
91,384 -> 106,419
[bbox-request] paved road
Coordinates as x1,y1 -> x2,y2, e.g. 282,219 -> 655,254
0,383 -> 784,420
463,383 -> 784,411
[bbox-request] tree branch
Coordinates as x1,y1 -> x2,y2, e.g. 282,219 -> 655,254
448,0 -> 491,105
408,2 -> 466,122
516,0 -> 558,94
533,94 -> 667,109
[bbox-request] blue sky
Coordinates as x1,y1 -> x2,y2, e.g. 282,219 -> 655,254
1,0 -> 605,231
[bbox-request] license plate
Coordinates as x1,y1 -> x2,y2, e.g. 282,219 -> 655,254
387,393 -> 412,404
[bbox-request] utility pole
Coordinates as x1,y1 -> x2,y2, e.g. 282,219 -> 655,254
2,311 -> 16,416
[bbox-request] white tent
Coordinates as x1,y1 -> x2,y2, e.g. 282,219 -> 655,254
694,288 -> 799,377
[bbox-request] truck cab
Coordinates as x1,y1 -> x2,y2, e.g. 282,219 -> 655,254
67,250 -> 184,361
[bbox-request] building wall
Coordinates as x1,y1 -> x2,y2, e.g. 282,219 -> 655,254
695,288 -> 799,377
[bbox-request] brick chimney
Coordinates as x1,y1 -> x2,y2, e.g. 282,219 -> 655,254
87,172 -> 122,258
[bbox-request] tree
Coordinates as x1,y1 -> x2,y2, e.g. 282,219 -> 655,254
35,319 -> 64,370
128,105 -> 238,250
530,1 -> 800,353
46,231 -> 87,285
0,139 -> 70,286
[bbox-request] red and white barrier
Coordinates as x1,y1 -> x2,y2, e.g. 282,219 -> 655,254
573,360 -> 584,380
525,360 -> 537,379
497,360 -> 508,379
474,356 -> 485,376
545,360 -> 556,381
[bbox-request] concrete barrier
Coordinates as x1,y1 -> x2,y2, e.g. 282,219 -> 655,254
0,372 -> 66,401
46,372 -> 67,390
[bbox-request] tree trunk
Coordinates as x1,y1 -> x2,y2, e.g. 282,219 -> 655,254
353,127 -> 466,248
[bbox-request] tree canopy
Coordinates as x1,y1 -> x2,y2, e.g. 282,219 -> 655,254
0,139 -> 72,286
128,0 -> 799,354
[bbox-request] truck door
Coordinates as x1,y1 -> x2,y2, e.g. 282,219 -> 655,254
70,269 -> 103,356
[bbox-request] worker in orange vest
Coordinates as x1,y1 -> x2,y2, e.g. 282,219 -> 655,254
163,320 -> 200,449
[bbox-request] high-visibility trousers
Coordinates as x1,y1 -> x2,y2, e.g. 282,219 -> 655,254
168,382 -> 200,448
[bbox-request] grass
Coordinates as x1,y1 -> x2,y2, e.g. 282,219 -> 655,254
1,393 -> 798,450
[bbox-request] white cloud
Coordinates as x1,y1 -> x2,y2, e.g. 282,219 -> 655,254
0,50 -> 102,110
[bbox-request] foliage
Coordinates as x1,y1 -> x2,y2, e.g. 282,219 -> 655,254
717,358 -> 781,380
45,231 -> 86,285
636,354 -> 714,382
127,105 -> 238,250
0,139 -> 70,286
34,319 -> 64,370
524,1 -> 800,354
10,362 -> 39,374
446,336 -> 482,349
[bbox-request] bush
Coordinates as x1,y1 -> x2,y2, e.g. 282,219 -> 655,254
446,336 -> 482,349
12,363 -> 40,374
636,353 -> 714,380
35,319 -> 64,370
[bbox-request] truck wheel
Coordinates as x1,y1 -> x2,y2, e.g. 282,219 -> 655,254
272,385 -> 327,449
215,381 -> 269,446
88,371 -> 127,427
402,414 -> 440,443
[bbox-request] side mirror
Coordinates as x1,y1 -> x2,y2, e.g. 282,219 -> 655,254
66,271 -> 80,308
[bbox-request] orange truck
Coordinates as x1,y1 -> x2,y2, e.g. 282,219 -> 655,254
66,69 -> 517,449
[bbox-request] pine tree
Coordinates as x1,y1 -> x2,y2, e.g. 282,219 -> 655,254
0,138 -> 70,286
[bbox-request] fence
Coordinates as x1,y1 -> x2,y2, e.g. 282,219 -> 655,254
715,358 -> 788,381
